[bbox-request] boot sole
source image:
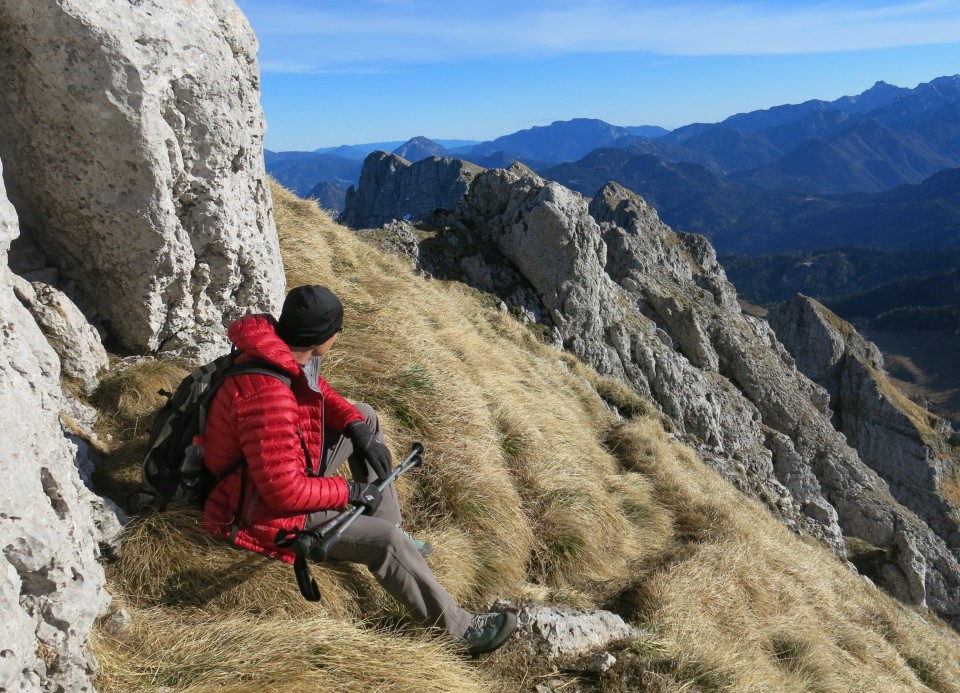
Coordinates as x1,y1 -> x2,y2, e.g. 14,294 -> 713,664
467,611 -> 518,655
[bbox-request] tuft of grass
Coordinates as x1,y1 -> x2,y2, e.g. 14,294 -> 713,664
92,603 -> 494,693
92,359 -> 190,439
868,364 -> 941,443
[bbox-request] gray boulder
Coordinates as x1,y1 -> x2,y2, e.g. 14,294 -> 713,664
12,276 -> 109,395
516,604 -> 647,659
457,167 -> 619,370
0,0 -> 285,358
0,159 -> 112,693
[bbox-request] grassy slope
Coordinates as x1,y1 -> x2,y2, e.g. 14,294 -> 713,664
89,183 -> 960,692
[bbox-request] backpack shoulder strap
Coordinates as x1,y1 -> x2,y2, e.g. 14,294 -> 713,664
226,360 -> 294,388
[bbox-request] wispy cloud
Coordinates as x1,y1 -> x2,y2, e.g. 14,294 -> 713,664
236,0 -> 960,73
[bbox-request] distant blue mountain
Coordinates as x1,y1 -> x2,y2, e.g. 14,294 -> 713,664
264,150 -> 321,165
462,151 -> 552,172
314,141 -> 405,155
625,125 -> 670,138
271,75 -> 960,233
392,136 -> 450,161
313,145 -> 366,160
641,76 -> 960,190
434,139 -> 482,149
314,139 -> 479,156
465,118 -> 665,164
265,151 -> 362,197
546,147 -> 960,254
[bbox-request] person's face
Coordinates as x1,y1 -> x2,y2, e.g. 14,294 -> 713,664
310,332 -> 338,358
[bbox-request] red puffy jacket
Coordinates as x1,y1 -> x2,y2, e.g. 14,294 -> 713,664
201,314 -> 364,563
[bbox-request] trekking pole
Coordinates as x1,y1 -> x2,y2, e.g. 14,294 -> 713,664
291,442 -> 424,561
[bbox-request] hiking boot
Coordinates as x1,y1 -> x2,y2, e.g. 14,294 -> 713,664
460,610 -> 518,655
397,525 -> 433,557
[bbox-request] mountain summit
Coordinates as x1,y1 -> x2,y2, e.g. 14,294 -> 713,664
391,136 -> 449,161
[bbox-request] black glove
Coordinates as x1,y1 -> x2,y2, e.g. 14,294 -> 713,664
345,421 -> 392,480
347,480 -> 382,515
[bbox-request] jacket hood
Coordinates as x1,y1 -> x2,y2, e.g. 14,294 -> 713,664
227,314 -> 302,376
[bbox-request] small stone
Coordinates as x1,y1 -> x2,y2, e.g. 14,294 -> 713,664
104,608 -> 132,636
586,651 -> 616,673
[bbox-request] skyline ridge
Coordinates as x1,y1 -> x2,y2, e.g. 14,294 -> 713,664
269,74 -> 959,155
236,1 -> 960,151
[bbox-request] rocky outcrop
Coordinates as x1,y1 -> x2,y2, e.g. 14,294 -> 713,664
768,295 -> 960,554
340,152 -> 482,229
0,0 -> 285,358
0,159 -> 113,692
12,276 -> 109,395
1,0 -> 286,688
346,162 -> 960,625
513,604 -> 647,659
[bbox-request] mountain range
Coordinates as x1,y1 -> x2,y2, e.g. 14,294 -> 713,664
265,76 -> 960,353
547,153 -> 960,254
267,75 -> 960,208
11,4 -> 960,690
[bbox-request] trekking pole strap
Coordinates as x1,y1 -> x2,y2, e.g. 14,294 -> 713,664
293,555 -> 321,601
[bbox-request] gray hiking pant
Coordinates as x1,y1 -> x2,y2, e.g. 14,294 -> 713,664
304,403 -> 472,638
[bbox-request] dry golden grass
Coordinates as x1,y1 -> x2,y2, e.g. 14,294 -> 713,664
604,419 -> 960,693
90,181 -> 960,692
93,358 -> 190,440
869,364 -> 941,443
942,467 -> 960,508
93,600 -> 491,693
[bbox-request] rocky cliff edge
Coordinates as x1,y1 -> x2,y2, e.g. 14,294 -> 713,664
343,156 -> 960,626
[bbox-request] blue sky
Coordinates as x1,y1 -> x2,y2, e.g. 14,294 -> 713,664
233,1 -> 960,151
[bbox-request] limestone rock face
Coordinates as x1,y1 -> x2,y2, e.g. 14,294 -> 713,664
0,160 -> 112,693
12,276 -> 109,395
0,0 -> 284,358
345,158 -> 960,625
457,167 -> 618,367
340,152 -> 482,230
769,295 -> 960,554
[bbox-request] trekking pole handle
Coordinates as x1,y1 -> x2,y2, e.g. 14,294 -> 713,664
317,442 -> 423,532
304,441 -> 425,539
376,441 -> 424,489
311,443 -> 424,560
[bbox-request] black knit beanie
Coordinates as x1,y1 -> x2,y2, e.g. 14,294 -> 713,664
276,285 -> 344,347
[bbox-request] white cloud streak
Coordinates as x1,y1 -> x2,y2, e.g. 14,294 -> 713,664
236,0 -> 960,73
